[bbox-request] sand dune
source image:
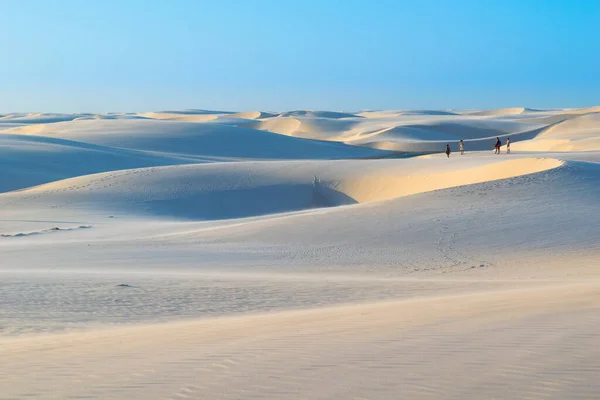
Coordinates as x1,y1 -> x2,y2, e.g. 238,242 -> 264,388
279,110 -> 361,119
356,110 -> 406,118
134,109 -> 235,122
117,156 -> 595,275
0,157 -> 562,221
332,157 -> 562,203
1,107 -> 599,399
139,113 -> 221,122
0,112 -> 92,124
5,106 -> 598,155
2,155 -> 597,275
466,107 -> 526,116
518,113 -> 581,125
565,105 -> 600,114
401,109 -> 459,116
514,112 -> 600,151
2,119 -> 386,161
348,119 -> 532,148
349,111 -> 599,153
0,133 -> 193,193
139,109 -> 233,117
230,111 -> 278,119
251,116 -> 303,135
540,112 -> 600,136
252,116 -> 363,140
253,114 -> 526,145
247,108 -> 553,151
357,110 -> 458,118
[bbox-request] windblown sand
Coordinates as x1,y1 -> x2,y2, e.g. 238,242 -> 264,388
1,107 -> 599,399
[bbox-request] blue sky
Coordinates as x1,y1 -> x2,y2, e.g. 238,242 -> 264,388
1,0 -> 598,112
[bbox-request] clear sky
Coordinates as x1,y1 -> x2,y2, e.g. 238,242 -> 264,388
1,0 -> 599,112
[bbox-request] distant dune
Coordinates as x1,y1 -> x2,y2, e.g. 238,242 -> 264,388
251,117 -> 302,135
278,110 -> 361,119
400,110 -> 459,116
1,119 -> 385,161
230,111 -> 278,119
0,112 -> 92,124
514,112 -> 600,151
465,107 -> 526,116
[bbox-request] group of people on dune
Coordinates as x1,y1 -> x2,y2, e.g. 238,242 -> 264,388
445,137 -> 510,158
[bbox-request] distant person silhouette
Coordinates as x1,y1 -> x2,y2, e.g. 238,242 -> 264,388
494,137 -> 501,154
506,137 -> 511,154
459,140 -> 464,155
446,144 -> 451,158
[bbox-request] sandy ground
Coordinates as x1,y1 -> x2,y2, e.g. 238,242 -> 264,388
1,107 -> 599,399
2,281 -> 599,399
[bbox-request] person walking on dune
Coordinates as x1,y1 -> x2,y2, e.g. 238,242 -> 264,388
459,140 -> 464,155
494,137 -> 501,154
506,137 -> 511,154
446,144 -> 451,158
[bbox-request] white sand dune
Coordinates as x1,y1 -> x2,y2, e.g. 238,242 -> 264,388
2,283 -> 599,399
347,119 -> 536,151
252,116 -> 363,140
357,110 -> 458,118
0,112 -> 93,124
5,106 -> 598,156
2,153 -> 597,275
565,105 -> 600,114
251,116 -> 303,135
514,112 -> 600,152
1,107 -> 599,399
279,110 -> 361,119
0,157 -> 562,222
464,107 -> 527,116
139,113 -> 221,122
356,110 -> 406,118
519,113 -> 583,125
2,119 -> 386,162
133,109 -> 235,122
230,111 -> 278,119
245,108 -> 577,152
401,109 -> 459,116
0,133 -> 195,193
